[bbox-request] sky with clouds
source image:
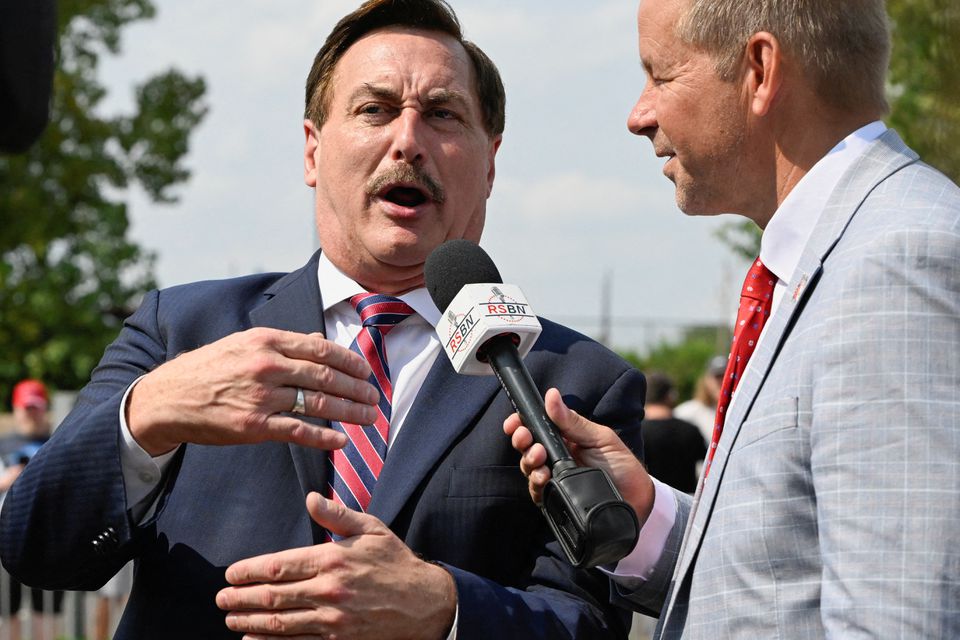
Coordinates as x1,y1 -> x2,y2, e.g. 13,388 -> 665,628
98,0 -> 748,352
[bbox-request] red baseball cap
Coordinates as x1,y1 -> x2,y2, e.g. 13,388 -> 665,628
12,379 -> 48,410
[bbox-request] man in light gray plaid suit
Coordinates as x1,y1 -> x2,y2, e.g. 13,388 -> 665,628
505,0 -> 960,637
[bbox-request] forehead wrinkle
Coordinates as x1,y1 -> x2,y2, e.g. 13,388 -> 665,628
347,82 -> 401,106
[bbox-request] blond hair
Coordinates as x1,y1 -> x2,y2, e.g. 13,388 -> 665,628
677,0 -> 890,114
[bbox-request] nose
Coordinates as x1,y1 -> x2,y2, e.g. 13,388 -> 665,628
627,82 -> 657,138
390,108 -> 426,165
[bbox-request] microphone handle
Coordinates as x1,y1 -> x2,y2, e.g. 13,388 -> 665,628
481,333 -> 640,568
481,335 -> 576,472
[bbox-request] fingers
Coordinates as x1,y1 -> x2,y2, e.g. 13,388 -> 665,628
503,415 -> 543,474
286,386 -> 378,426
276,331 -> 372,381
224,607 -> 328,636
261,415 -> 349,450
223,547 -> 322,587
284,338 -> 381,410
306,492 -> 384,538
504,414 -> 550,503
505,388 -> 615,505
542,388 -> 609,448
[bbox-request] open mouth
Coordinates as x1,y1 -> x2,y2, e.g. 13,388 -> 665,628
381,185 -> 429,208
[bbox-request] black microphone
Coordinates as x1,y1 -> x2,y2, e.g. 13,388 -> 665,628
425,239 -> 639,568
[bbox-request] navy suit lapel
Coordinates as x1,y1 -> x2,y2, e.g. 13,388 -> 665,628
367,354 -> 501,528
248,251 -> 331,541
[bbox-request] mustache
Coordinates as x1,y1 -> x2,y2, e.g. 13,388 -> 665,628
366,163 -> 446,204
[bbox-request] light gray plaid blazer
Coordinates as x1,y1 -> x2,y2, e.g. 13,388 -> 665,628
617,129 -> 960,638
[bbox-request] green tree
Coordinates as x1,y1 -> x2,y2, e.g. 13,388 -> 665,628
0,0 -> 207,403
887,0 -> 960,183
620,325 -> 731,402
714,4 -> 960,260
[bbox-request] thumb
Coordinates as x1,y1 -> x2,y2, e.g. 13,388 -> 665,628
306,492 -> 384,538
543,388 -> 608,447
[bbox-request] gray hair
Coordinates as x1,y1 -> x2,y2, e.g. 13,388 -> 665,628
677,0 -> 891,114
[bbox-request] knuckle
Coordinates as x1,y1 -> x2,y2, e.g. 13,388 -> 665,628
315,365 -> 335,387
238,411 -> 265,432
259,589 -> 276,609
247,383 -> 272,405
325,606 -> 350,629
247,353 -> 280,378
244,327 -> 273,347
266,613 -> 286,633
313,576 -> 348,605
313,337 -> 332,360
313,392 -> 329,412
264,558 -> 286,581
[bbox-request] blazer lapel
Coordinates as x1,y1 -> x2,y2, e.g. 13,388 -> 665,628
663,129 -> 920,620
248,251 -> 331,541
366,354 -> 501,528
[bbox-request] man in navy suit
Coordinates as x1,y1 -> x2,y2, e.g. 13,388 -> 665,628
0,1 -> 645,638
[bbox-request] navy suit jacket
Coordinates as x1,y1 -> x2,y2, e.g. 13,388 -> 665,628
0,251 -> 646,639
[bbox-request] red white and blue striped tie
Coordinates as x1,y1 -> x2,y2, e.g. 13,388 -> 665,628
327,293 -> 414,520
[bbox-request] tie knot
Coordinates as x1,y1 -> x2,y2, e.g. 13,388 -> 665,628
350,293 -> 414,329
741,257 -> 776,301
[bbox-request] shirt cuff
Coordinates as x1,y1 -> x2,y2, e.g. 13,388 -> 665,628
119,377 -> 180,520
603,478 -> 677,580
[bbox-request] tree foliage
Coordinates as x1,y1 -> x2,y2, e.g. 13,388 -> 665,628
620,326 -> 731,402
887,0 -> 960,183
0,0 -> 207,403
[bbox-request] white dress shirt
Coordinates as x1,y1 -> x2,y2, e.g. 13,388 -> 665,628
610,120 -> 888,581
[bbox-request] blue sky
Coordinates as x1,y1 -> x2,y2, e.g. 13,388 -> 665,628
98,0 -> 748,351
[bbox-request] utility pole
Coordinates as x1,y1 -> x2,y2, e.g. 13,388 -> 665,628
599,269 -> 612,347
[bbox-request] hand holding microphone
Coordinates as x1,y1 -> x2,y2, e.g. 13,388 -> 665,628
424,240 -> 640,568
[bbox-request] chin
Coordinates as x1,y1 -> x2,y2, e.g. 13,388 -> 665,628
374,236 -> 436,268
674,188 -> 731,217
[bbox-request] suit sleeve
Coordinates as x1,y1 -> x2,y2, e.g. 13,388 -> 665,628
812,223 -> 960,636
0,290 -> 169,589
448,366 -> 647,640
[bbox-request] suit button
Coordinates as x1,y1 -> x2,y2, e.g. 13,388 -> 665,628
91,526 -> 119,555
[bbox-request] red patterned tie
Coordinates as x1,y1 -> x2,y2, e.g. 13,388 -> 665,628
704,258 -> 776,478
327,293 -> 414,518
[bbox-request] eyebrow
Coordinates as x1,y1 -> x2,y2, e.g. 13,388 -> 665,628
347,83 -> 471,110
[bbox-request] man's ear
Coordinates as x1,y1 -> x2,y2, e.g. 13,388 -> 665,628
485,135 -> 502,197
304,119 -> 320,187
744,32 -> 783,117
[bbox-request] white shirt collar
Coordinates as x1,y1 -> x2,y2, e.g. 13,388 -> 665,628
760,121 -> 887,285
315,252 -> 441,328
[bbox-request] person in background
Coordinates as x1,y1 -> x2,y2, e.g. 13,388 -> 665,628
639,373 -> 705,494
0,380 -> 63,640
673,355 -> 725,444
91,562 -> 132,640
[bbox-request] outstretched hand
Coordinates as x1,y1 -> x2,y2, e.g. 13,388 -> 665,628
503,387 -> 655,523
127,328 -> 381,455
